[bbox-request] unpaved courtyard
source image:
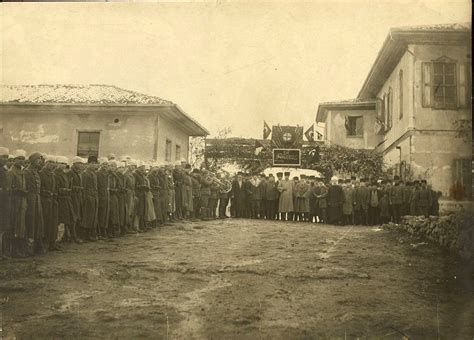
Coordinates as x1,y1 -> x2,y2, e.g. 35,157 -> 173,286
1,219 -> 473,339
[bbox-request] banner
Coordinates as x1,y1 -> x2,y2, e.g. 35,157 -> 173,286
272,125 -> 304,149
273,149 -> 301,167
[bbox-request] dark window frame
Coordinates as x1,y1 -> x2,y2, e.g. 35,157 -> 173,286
165,139 -> 172,162
77,130 -> 100,158
346,115 -> 364,138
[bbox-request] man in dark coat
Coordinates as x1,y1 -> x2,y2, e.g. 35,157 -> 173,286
199,170 -> 212,220
24,152 -> 45,255
158,167 -> 171,225
191,169 -> 202,220
264,174 -> 279,220
218,172 -> 232,218
55,156 -> 80,243
8,150 -> 28,257
0,147 -> 10,259
81,161 -> 99,241
354,178 -> 370,225
327,179 -> 344,225
69,157 -> 84,241
107,161 -> 122,237
148,167 -> 163,227
389,177 -> 404,224
134,162 -> 151,232
97,160 -> 110,239
173,166 -> 184,220
417,180 -> 432,217
40,155 -> 60,251
231,172 -> 246,218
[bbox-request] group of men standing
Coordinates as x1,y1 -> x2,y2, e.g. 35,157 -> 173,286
229,171 -> 440,225
0,145 -> 441,260
0,147 -> 233,259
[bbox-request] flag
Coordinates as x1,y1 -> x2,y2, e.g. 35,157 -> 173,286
316,131 -> 323,140
254,139 -> 265,156
272,125 -> 304,149
263,121 -> 271,139
304,124 -> 315,142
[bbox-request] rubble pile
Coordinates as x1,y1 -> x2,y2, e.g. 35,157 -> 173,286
383,213 -> 474,260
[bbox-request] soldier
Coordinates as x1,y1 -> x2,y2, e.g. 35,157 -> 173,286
55,156 -> 80,243
183,164 -> 194,219
107,161 -> 122,237
24,152 -> 45,255
69,157 -> 84,242
40,155 -> 60,251
135,161 -> 152,232
209,175 -> 219,219
173,162 -> 184,220
259,174 -> 267,219
313,179 -> 327,223
123,160 -> 138,232
342,179 -> 355,225
97,158 -> 110,239
81,157 -> 99,241
0,147 -> 10,259
149,166 -> 163,227
7,150 -> 28,257
166,165 -> 176,222
199,170 -> 212,220
190,169 -> 201,220
389,177 -> 404,224
354,178 -> 370,225
158,166 -> 171,225
116,161 -> 128,234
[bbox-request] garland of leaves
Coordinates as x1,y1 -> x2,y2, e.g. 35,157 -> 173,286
204,138 -> 384,180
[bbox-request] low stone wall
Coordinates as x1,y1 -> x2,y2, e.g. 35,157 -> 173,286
383,213 -> 474,260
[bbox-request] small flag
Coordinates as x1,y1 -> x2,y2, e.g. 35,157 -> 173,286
316,131 -> 323,140
263,121 -> 271,140
255,140 -> 265,156
304,124 -> 315,142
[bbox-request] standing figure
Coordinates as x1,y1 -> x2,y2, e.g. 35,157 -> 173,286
294,175 -> 310,222
7,150 -> 28,257
249,174 -> 262,219
0,147 -> 11,259
264,174 -> 279,220
218,172 -> 231,218
40,155 -> 59,251
379,181 -> 391,224
354,178 -> 370,225
97,160 -> 110,239
327,179 -> 344,225
81,160 -> 99,240
55,157 -> 80,243
342,179 -> 355,225
24,152 -> 45,255
277,172 -> 294,221
389,178 -> 404,224
417,180 -> 432,217
368,181 -> 381,225
69,157 -> 84,241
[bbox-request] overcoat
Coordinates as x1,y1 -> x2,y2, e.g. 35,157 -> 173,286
40,167 -> 58,244
294,181 -> 310,213
342,186 -> 355,215
277,179 -> 294,213
55,169 -> 76,225
7,166 -> 27,238
97,168 -> 110,229
81,168 -> 98,230
69,168 -> 83,223
24,165 -> 44,241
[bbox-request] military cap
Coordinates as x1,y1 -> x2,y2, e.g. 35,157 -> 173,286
72,156 -> 84,164
293,176 -> 299,180
45,155 -> 57,163
88,155 -> 98,164
284,172 -> 291,177
29,152 -> 42,162
13,149 -> 27,159
56,156 -> 69,164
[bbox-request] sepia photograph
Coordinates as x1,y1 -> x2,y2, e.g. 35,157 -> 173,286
0,0 -> 472,338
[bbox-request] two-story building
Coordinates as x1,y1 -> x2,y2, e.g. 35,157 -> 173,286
316,23 -> 471,198
0,84 -> 209,162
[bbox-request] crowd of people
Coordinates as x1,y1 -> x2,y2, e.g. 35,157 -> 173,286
0,147 -> 441,259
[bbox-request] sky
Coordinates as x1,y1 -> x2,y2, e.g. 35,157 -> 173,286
1,0 -> 470,137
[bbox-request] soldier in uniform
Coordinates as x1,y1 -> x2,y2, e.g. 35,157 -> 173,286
97,158 -> 110,239
264,174 -> 279,220
24,152 -> 45,255
199,170 -> 212,220
81,157 -> 99,240
379,180 -> 391,224
0,147 -> 10,259
183,164 -> 194,219
158,166 -> 171,225
69,157 -> 84,242
313,179 -> 328,223
294,175 -> 310,222
8,150 -> 28,257
40,155 -> 60,251
107,161 -> 122,237
149,166 -> 163,227
416,180 -> 432,217
55,156 -> 80,243
123,160 -> 138,232
354,178 -> 370,225
135,161 -> 152,232
173,163 -> 184,221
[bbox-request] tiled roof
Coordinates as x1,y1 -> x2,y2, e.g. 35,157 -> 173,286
0,84 -> 173,105
318,99 -> 376,106
392,22 -> 471,32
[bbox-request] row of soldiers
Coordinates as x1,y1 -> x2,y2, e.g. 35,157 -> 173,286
0,148 -> 233,259
229,172 -> 440,225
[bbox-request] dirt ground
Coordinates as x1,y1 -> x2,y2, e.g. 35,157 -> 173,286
1,218 -> 473,339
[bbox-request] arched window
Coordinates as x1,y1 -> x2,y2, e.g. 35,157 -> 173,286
399,70 -> 403,119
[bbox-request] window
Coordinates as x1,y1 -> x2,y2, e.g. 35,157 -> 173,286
175,144 -> 181,161
77,131 -> 100,158
345,116 -> 363,137
165,139 -> 172,162
399,69 -> 403,119
422,57 -> 459,109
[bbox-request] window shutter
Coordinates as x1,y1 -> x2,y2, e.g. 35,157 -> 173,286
422,62 -> 432,107
458,62 -> 471,108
